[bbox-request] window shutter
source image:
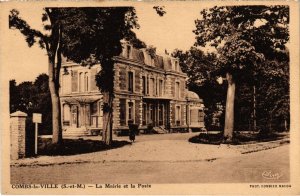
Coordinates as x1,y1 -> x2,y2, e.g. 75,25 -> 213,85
71,70 -> 78,92
119,99 -> 126,126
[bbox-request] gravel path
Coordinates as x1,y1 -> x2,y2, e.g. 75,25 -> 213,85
11,133 -> 289,167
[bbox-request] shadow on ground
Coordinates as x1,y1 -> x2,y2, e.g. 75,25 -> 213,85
37,138 -> 131,156
189,131 -> 288,145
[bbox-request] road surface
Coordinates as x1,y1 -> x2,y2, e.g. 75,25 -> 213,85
11,135 -> 289,184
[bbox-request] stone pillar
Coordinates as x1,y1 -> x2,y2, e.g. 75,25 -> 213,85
10,111 -> 27,160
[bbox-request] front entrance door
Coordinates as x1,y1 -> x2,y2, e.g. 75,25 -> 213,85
145,101 -> 168,127
149,104 -> 156,126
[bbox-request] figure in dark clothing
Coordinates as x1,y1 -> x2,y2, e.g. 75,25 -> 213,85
128,120 -> 138,143
129,129 -> 136,143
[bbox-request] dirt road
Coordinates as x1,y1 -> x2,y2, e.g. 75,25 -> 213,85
11,133 -> 289,184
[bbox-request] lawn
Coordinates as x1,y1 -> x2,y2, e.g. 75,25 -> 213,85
189,131 -> 289,145
37,138 -> 131,156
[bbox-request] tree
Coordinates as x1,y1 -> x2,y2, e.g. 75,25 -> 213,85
10,74 -> 52,134
193,6 -> 289,141
172,47 -> 226,130
10,8 -> 66,144
9,80 -> 19,112
10,8 -> 141,145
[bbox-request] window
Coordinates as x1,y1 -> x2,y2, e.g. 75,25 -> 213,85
175,105 -> 181,126
91,102 -> 99,128
128,71 -> 134,92
79,72 -> 84,92
158,79 -> 163,96
120,99 -> 126,126
126,45 -> 131,58
128,101 -> 134,123
175,81 -> 180,98
198,110 -> 204,122
91,102 -> 98,115
84,72 -> 89,92
142,76 -> 146,95
128,102 -> 133,120
149,78 -> 155,96
149,104 -> 155,124
175,60 -> 178,71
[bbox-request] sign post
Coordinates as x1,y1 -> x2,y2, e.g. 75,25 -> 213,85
32,113 -> 42,155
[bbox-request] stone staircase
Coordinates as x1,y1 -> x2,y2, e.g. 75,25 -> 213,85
152,126 -> 168,134
63,127 -> 90,137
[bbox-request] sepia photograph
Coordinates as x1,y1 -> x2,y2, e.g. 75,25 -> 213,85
1,1 -> 299,195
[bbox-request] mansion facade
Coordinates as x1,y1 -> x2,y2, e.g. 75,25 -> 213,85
59,43 -> 205,136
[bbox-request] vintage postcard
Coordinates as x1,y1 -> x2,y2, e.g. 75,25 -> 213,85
1,1 -> 299,195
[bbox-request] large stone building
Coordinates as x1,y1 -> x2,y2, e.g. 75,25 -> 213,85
59,43 -> 205,136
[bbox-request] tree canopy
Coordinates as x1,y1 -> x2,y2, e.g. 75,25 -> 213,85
9,7 -> 143,144
191,5 -> 290,133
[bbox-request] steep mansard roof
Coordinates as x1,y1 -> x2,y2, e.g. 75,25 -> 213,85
126,46 -> 182,72
61,43 -> 182,73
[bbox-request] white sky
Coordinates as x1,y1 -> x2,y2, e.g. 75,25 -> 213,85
7,5 -> 204,84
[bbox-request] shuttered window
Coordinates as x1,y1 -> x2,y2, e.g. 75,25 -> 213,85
119,99 -> 126,126
128,71 -> 133,92
71,70 -> 78,92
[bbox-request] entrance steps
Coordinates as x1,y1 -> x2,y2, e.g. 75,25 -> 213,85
152,126 -> 168,134
63,127 -> 89,137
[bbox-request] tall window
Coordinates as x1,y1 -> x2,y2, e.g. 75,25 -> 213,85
159,79 -> 163,96
142,76 -> 146,95
149,78 -> 155,96
79,72 -> 84,92
126,45 -> 131,58
119,99 -> 126,126
198,110 -> 204,122
128,102 -> 134,122
175,81 -> 180,98
84,72 -> 89,92
175,106 -> 181,126
175,60 -> 178,71
128,71 -> 134,92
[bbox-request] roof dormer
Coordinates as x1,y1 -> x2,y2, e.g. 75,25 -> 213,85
171,58 -> 180,72
121,42 -> 133,59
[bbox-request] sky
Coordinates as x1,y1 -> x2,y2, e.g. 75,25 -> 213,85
6,5 -> 204,84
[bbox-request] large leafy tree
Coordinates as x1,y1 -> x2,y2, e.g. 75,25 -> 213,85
172,47 -> 226,130
9,74 -> 52,134
9,7 -> 140,145
193,6 -> 289,141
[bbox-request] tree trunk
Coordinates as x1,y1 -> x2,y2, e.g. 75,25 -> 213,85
102,91 -> 113,145
223,72 -> 236,142
48,57 -> 62,144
